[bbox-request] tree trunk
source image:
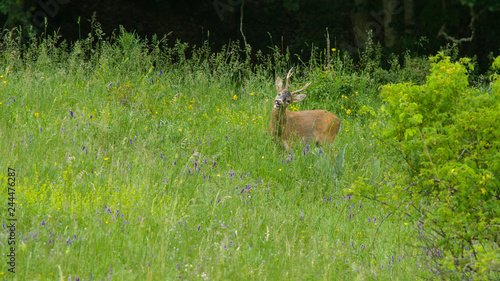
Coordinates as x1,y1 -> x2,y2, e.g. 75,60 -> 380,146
404,0 -> 415,34
383,0 -> 397,47
350,0 -> 370,49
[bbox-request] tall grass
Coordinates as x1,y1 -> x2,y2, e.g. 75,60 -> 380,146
0,26 -> 426,280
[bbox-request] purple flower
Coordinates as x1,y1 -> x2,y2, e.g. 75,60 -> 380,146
70,110 -> 74,118
212,161 -> 217,168
82,146 -> 86,151
319,148 -> 323,154
198,226 -> 200,231
42,220 -> 45,226
161,153 -> 163,159
150,78 -> 154,83
40,127 -> 43,132
90,115 -> 93,119
158,70 -> 163,76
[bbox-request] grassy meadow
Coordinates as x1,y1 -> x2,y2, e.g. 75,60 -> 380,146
0,29 -> 426,280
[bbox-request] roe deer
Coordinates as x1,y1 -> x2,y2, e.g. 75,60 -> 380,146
269,68 -> 341,151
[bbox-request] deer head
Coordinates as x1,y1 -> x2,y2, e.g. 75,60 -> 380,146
272,68 -> 311,113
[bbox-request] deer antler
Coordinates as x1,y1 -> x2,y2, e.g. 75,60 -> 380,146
284,68 -> 294,90
291,82 -> 311,95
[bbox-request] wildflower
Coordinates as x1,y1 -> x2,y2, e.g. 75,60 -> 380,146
70,110 -> 74,118
35,113 -> 39,117
179,129 -> 182,132
331,48 -> 336,52
233,95 -> 238,100
250,93 -> 254,96
346,109 -> 351,115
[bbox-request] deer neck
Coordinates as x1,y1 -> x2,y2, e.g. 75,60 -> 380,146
270,108 -> 288,138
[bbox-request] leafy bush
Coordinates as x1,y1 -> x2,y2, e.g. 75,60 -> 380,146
352,52 -> 500,279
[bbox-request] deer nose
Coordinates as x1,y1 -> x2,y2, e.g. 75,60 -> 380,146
274,100 -> 281,108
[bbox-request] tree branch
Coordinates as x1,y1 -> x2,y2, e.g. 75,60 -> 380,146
240,0 -> 249,51
438,7 -> 475,44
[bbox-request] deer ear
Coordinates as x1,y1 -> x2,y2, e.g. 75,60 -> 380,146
275,77 -> 283,91
292,94 -> 307,103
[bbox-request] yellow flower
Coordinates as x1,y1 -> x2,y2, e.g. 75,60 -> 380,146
331,48 -> 336,52
404,223 -> 408,226
250,92 -> 254,96
233,95 -> 238,100
2,81 -> 6,84
35,113 -> 39,117
179,129 -> 182,132
104,158 -> 108,161
0,75 -> 3,78
346,109 -> 351,115
217,174 -> 221,177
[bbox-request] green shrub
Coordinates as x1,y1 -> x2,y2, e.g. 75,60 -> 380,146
352,52 -> 500,279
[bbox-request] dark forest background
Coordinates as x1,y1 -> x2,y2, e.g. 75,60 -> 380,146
1,0 -> 500,72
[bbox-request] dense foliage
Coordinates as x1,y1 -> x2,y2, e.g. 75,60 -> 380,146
353,53 -> 500,279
